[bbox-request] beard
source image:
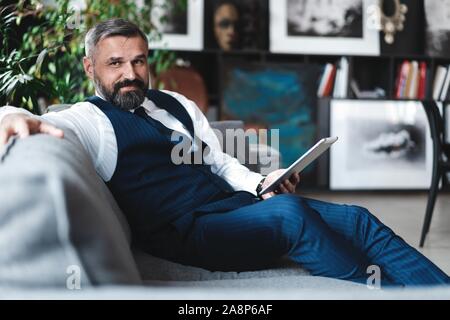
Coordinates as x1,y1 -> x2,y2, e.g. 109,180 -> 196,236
94,75 -> 148,111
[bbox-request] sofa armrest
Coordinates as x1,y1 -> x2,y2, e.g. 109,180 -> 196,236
0,132 -> 142,287
46,107 -> 277,173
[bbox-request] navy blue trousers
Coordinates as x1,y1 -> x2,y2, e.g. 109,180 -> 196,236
144,194 -> 450,286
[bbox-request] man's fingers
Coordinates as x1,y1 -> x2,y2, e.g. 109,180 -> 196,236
28,118 -> 64,138
39,122 -> 64,138
282,180 -> 296,193
290,172 -> 300,184
0,127 -> 13,145
0,116 -> 64,146
14,120 -> 31,138
279,183 -> 289,193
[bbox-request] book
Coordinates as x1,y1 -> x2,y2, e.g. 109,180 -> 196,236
396,60 -> 410,99
317,63 -> 334,97
350,79 -> 361,98
440,65 -> 450,101
417,62 -> 427,100
408,61 -> 419,99
333,57 -> 349,98
395,60 -> 409,99
333,67 -> 342,98
322,64 -> 336,97
432,65 -> 448,100
404,61 -> 415,98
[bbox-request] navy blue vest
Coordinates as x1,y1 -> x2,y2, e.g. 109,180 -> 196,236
86,90 -> 256,242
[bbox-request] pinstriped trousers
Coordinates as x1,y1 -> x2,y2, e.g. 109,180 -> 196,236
144,194 -> 450,286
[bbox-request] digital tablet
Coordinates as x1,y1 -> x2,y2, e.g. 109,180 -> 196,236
259,136 -> 338,195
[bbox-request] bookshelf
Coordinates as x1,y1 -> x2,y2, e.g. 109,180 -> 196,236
162,49 -> 450,191
149,0 -> 450,191
171,49 -> 450,113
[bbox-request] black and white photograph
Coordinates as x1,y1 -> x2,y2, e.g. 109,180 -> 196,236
425,0 -> 450,57
447,103 -> 450,143
270,0 -> 380,55
329,100 -> 432,189
287,0 -> 363,38
152,0 -> 187,35
148,0 -> 204,50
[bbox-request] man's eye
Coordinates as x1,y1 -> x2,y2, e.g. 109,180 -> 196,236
134,60 -> 144,65
110,61 -> 121,66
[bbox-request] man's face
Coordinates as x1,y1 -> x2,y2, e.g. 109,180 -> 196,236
214,4 -> 239,51
83,35 -> 149,110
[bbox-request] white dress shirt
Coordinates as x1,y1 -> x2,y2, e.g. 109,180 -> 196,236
0,90 -> 263,195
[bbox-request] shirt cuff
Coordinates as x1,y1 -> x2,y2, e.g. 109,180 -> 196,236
0,106 -> 35,124
239,171 -> 265,196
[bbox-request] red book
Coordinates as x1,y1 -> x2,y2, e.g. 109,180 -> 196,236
418,61 -> 427,100
323,64 -> 336,97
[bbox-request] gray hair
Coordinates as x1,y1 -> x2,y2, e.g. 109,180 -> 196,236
84,18 -> 148,59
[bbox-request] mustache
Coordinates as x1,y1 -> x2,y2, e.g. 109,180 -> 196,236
113,78 -> 147,94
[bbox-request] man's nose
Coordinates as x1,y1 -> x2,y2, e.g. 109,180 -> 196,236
123,62 -> 137,80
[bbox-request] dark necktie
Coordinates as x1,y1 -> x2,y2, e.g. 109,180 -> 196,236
133,106 -> 209,158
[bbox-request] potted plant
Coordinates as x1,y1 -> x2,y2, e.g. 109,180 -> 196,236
0,0 -> 181,114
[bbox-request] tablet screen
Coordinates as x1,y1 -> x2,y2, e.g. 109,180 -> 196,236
259,136 -> 338,195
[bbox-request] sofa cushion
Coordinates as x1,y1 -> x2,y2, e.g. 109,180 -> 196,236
133,248 -> 311,282
144,275 -> 366,290
0,132 -> 142,288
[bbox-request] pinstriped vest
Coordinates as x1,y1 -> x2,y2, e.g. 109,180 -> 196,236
86,90 -> 256,242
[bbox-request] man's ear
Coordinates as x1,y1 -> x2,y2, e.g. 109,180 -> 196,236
83,56 -> 94,80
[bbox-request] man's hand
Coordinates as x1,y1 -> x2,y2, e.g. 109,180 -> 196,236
0,113 -> 64,146
260,169 -> 300,200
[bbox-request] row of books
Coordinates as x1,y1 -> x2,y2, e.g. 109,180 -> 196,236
394,60 -> 427,100
387,61 -> 450,101
317,57 -> 349,98
319,58 -> 450,101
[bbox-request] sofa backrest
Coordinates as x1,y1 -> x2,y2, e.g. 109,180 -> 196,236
48,101 -> 280,174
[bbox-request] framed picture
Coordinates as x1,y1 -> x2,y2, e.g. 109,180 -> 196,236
425,0 -> 450,57
149,0 -> 204,51
446,103 -> 450,182
329,100 -> 432,190
446,103 -> 450,143
269,0 -> 380,55
220,61 -> 322,183
204,0 -> 268,51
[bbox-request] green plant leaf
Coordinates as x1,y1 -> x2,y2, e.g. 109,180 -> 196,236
0,76 -> 16,93
35,48 -> 48,78
5,77 -> 19,95
0,71 -> 13,82
48,62 -> 56,74
1,0 -> 178,110
26,96 -> 33,110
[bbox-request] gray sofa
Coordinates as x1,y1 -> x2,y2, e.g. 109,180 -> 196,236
1,118 -> 450,299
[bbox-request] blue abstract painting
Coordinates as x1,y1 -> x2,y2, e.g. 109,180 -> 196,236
222,63 -> 322,172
